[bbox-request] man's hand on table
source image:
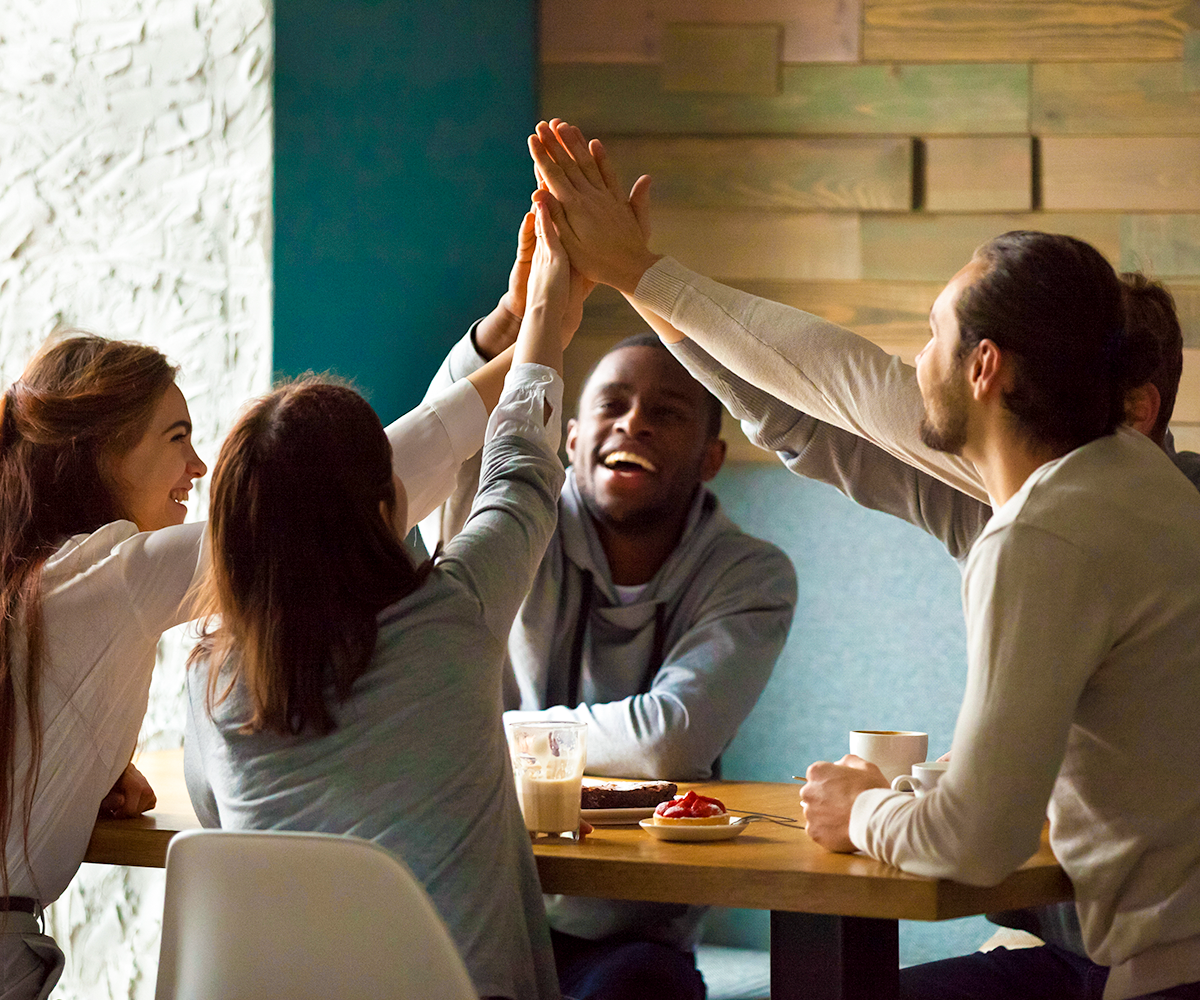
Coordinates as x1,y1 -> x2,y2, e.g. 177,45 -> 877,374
800,755 -> 888,853
99,761 -> 157,819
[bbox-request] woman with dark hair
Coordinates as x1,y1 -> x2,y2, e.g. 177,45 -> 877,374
184,196 -> 570,1000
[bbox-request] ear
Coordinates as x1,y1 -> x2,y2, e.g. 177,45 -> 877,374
1124,383 -> 1162,440
967,339 -> 1005,402
565,417 -> 579,459
699,437 -> 727,482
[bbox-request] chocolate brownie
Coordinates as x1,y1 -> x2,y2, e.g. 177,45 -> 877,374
580,780 -> 678,810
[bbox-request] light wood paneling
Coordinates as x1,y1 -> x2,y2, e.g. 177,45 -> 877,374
540,0 -> 861,65
1042,138 -> 1200,211
1032,62 -> 1200,134
1166,283 -> 1200,346
650,208 -> 861,280
861,214 -> 1123,281
864,0 -> 1194,62
924,137 -> 1032,212
1122,215 -> 1200,276
572,286 -> 1200,462
1176,349 -> 1200,421
600,137 -> 911,211
727,278 -> 940,344
662,24 -> 781,96
540,63 -> 1029,135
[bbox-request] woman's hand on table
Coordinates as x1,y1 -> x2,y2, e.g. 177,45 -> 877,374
799,754 -> 887,853
99,761 -> 157,818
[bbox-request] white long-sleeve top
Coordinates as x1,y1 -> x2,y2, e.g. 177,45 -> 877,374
5,379 -> 485,905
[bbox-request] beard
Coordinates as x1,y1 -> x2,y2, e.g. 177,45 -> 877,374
919,370 -> 970,455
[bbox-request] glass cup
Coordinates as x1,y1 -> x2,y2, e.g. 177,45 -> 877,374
507,721 -> 588,837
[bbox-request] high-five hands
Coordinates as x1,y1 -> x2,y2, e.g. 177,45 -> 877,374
528,119 -> 660,295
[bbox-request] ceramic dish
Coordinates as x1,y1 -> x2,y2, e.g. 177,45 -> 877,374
638,817 -> 751,842
582,807 -> 657,826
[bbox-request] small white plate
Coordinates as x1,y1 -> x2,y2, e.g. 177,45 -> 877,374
583,807 -> 657,826
638,817 -> 751,842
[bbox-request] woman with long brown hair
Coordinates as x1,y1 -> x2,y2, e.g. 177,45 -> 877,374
0,205 -> 557,998
0,334 -> 207,998
184,196 -> 571,1000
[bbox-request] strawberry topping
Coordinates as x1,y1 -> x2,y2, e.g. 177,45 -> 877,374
654,790 -> 727,819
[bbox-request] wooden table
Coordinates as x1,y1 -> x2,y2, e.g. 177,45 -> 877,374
87,751 -> 1073,1000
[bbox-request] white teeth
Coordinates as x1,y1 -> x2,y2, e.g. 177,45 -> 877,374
602,451 -> 656,473
170,489 -> 189,503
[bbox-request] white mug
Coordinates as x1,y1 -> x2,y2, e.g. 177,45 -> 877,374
891,760 -> 948,796
849,730 -> 929,784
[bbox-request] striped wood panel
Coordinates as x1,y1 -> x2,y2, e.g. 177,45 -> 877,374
540,63 -> 1029,136
649,208 -> 861,280
924,137 -> 1032,212
600,136 -> 911,211
661,24 -> 781,96
1177,349 -> 1200,422
1042,138 -> 1200,211
860,214 -> 1123,281
864,0 -> 1194,62
1165,282 -> 1200,346
1122,216 -> 1200,276
539,0 -> 860,65
1032,62 -> 1200,135
571,291 -> 1200,459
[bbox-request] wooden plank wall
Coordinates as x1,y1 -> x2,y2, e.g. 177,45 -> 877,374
540,0 -> 1200,460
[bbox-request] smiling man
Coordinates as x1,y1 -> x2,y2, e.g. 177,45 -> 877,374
423,327 -> 796,1000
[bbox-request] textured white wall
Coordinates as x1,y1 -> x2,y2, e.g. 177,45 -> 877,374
0,0 -> 273,995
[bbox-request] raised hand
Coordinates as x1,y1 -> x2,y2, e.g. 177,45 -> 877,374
475,211 -> 536,359
528,119 -> 660,295
512,195 -> 571,374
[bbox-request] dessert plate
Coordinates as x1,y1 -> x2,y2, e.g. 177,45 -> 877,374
583,807 -> 657,826
638,817 -> 751,842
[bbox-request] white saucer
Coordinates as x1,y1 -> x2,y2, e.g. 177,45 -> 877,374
583,807 -> 657,826
638,817 -> 751,842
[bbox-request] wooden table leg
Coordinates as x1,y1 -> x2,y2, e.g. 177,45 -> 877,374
769,911 -> 899,1000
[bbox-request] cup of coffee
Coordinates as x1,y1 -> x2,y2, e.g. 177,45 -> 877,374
849,730 -> 928,784
890,760 -> 947,796
507,721 -> 588,837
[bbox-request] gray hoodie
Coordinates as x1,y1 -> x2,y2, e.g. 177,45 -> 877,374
425,332 -> 797,947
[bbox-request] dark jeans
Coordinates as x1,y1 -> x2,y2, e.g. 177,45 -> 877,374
551,929 -> 706,1000
900,943 -> 1200,1000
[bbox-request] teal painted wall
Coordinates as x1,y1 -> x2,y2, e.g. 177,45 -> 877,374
273,0 -> 537,420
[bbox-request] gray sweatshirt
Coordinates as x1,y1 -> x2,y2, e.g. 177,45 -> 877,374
185,365 -> 566,1000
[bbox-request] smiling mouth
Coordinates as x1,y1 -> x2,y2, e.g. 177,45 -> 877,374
602,451 -> 657,474
169,488 -> 190,504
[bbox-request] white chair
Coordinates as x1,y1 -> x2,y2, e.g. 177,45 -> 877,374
154,829 -> 477,1000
